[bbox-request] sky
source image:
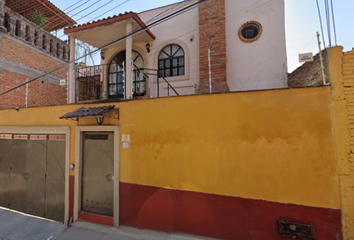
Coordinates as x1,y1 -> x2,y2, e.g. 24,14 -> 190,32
50,0 -> 353,72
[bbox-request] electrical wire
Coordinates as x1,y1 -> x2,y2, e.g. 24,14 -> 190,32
0,0 -> 207,97
330,0 -> 337,46
75,0 -> 115,22
324,0 -> 331,47
316,0 -> 326,48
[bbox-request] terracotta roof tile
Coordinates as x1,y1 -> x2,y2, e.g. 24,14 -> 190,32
64,11 -> 156,40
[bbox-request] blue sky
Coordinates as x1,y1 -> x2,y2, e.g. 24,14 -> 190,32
50,0 -> 353,72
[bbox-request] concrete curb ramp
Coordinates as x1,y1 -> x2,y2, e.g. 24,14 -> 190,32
0,207 -> 67,240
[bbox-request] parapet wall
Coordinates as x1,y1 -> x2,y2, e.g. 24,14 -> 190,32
0,6 -> 69,62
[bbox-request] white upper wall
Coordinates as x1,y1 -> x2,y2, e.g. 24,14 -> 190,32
225,0 -> 287,91
138,0 -> 200,97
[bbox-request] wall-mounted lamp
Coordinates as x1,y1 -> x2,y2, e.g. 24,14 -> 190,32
100,50 -> 105,60
146,42 -> 150,53
69,163 -> 75,170
15,107 -> 19,112
96,116 -> 104,125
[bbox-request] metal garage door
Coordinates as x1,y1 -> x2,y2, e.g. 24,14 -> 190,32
0,134 -> 66,223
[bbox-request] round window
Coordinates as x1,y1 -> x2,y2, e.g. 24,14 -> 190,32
238,21 -> 262,43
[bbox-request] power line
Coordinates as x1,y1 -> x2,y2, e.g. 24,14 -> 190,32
75,0 -> 115,22
0,0 -> 207,97
316,0 -> 326,48
324,0 -> 331,47
69,0 -> 102,19
62,0 -> 85,12
330,0 -> 337,46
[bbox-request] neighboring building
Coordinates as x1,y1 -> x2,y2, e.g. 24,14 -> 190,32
64,0 -> 287,102
0,0 -> 75,109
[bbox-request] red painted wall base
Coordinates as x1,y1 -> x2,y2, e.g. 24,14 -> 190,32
78,211 -> 114,226
119,182 -> 342,240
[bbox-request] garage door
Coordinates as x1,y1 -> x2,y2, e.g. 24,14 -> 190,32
0,134 -> 66,223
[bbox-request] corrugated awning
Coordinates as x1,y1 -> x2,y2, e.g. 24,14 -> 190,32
60,106 -> 116,119
6,0 -> 76,31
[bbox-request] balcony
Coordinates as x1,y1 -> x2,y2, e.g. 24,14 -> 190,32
1,7 -> 69,62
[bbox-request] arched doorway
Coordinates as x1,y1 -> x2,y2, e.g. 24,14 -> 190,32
108,50 -> 146,99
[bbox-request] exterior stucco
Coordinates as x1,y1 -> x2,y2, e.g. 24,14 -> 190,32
225,0 -> 287,91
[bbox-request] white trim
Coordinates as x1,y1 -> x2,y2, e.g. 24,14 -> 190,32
0,126 -> 70,224
74,125 -> 120,227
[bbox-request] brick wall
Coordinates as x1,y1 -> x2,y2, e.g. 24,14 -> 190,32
197,0 -> 229,94
0,69 -> 67,109
288,50 -> 329,88
0,36 -> 68,109
0,36 -> 68,78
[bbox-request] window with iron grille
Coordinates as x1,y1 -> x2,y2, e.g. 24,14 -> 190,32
158,44 -> 185,78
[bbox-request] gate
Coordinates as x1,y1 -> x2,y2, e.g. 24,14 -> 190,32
81,132 -> 114,216
0,134 -> 66,222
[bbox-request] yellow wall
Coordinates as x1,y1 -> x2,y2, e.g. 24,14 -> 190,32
329,46 -> 354,240
0,87 -> 340,210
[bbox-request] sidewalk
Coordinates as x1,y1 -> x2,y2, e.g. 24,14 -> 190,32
56,220 -> 218,240
0,207 -> 67,240
0,207 -> 218,240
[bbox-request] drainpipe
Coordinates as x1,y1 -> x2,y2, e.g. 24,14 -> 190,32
69,35 -> 75,103
125,21 -> 133,100
208,48 -> 212,94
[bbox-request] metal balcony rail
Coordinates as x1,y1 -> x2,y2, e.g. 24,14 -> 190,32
75,64 -> 148,102
140,68 -> 180,97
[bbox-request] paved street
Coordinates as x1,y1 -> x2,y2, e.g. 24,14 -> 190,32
0,207 -> 67,240
0,207 -> 217,240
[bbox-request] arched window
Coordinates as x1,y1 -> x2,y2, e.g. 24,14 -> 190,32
108,50 -> 145,98
158,44 -> 184,78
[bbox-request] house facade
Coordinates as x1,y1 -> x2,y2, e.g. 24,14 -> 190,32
64,0 -> 287,102
0,0 -> 74,109
4,1 -> 354,240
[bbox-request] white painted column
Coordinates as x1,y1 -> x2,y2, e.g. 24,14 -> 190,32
125,21 -> 133,100
69,35 -> 76,104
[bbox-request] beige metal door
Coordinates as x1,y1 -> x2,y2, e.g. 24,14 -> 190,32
81,132 -> 114,216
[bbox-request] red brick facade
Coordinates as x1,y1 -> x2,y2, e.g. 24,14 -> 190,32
0,69 -> 67,109
0,36 -> 68,109
198,0 -> 229,94
0,36 -> 68,78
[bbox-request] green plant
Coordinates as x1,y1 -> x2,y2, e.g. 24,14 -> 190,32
31,10 -> 47,27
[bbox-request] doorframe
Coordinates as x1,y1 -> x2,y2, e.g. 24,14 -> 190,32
74,125 -> 120,227
0,126 -> 70,223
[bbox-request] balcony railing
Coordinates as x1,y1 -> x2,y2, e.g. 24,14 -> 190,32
75,64 -> 179,102
1,7 -> 69,62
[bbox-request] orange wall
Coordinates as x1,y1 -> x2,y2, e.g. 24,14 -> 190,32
0,86 -> 341,210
